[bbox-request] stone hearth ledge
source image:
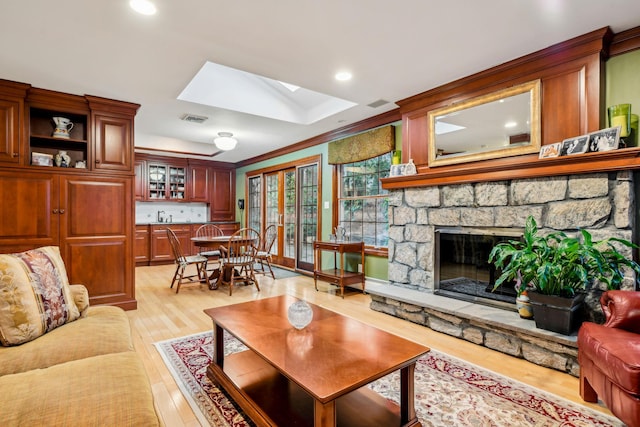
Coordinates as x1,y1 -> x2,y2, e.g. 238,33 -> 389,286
363,281 -> 580,377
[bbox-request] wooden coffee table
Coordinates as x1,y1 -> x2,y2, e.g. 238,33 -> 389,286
204,295 -> 429,427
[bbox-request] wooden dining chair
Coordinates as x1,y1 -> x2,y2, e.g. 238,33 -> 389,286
166,228 -> 210,293
255,224 -> 277,279
195,224 -> 224,273
219,227 -> 261,295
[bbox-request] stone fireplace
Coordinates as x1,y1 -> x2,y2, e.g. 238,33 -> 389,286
389,172 -> 635,306
369,172 -> 636,375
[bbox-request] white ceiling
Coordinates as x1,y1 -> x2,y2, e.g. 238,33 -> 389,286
1,1 -> 639,164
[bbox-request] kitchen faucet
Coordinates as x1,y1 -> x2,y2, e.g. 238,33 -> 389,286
157,210 -> 165,223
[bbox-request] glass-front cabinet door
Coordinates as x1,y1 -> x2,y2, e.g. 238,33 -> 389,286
148,164 -> 166,199
147,163 -> 186,201
168,166 -> 186,200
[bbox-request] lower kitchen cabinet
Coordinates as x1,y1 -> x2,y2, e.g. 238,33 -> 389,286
135,225 -> 150,264
138,222 -> 240,265
150,224 -> 191,264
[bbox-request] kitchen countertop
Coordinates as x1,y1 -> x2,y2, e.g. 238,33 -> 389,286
136,221 -> 239,226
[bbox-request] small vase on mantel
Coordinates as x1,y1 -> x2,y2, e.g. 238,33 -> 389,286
54,150 -> 71,168
404,158 -> 417,175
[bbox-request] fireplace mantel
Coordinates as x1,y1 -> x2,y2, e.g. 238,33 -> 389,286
381,146 -> 640,189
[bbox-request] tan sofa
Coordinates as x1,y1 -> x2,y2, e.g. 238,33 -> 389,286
0,248 -> 160,426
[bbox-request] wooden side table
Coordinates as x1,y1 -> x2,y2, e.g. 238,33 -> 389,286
313,240 -> 365,298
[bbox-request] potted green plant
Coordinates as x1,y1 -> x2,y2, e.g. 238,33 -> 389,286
488,216 -> 640,334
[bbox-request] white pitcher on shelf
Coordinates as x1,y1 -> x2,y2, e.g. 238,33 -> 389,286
52,117 -> 74,139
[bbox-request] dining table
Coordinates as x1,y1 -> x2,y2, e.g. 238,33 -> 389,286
191,235 -> 257,290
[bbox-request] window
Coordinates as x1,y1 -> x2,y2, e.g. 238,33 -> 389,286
338,152 -> 391,248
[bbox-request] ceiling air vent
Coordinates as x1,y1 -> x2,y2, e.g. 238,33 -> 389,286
367,99 -> 390,108
180,113 -> 209,124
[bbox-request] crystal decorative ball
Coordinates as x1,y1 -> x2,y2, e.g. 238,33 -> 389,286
287,300 -> 313,330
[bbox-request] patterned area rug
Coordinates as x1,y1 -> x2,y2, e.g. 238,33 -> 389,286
155,331 -> 622,427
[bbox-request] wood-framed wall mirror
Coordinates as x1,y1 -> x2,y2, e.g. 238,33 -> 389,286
428,79 -> 541,167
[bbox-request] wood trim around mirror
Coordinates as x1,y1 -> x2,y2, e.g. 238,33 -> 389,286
427,80 -> 541,167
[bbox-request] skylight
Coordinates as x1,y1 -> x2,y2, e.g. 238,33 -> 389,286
178,62 -> 357,125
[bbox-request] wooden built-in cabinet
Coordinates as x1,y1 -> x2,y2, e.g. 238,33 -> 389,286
189,162 -> 210,202
135,154 -> 236,221
0,81 -> 29,164
0,171 -> 136,309
210,168 -> 235,221
135,154 -> 189,201
0,79 -> 139,310
134,159 -> 146,201
22,88 -> 138,173
89,99 -> 134,172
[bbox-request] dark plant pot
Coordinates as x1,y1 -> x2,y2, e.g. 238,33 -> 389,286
528,292 -> 585,335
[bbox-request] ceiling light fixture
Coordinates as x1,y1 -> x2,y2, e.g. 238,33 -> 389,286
335,71 -> 352,81
129,0 -> 157,15
214,132 -> 238,151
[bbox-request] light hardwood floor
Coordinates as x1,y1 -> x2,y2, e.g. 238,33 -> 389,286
129,264 -> 613,426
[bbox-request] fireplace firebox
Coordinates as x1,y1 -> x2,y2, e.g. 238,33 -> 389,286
434,228 -> 523,310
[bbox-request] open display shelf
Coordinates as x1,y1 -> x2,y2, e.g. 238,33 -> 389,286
29,107 -> 88,168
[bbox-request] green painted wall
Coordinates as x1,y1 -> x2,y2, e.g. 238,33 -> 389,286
234,124 -> 401,280
606,49 -> 640,134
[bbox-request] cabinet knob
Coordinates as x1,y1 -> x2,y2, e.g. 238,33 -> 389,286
59,209 -> 65,214
12,152 -> 18,158
95,159 -> 101,164
53,209 -> 59,214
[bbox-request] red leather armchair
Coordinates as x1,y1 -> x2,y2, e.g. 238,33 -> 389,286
578,290 -> 640,427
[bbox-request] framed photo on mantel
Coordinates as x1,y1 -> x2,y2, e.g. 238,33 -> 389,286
588,126 -> 621,152
560,135 -> 589,156
539,142 -> 561,158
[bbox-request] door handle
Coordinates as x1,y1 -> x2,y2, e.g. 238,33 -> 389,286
278,213 -> 284,226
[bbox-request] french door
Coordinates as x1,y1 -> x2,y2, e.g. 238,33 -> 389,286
246,156 -> 320,272
263,169 -> 295,268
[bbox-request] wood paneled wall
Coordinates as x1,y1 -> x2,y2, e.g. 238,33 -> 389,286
380,27 -> 640,189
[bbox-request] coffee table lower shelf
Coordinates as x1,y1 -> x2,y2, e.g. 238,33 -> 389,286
207,349 -> 416,427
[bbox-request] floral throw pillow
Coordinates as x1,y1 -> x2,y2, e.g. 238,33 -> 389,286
0,246 -> 80,346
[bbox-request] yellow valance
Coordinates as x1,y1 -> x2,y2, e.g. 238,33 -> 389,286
328,125 -> 395,164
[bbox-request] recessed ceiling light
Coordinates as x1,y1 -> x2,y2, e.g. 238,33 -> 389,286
130,0 -> 157,15
335,71 -> 352,81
